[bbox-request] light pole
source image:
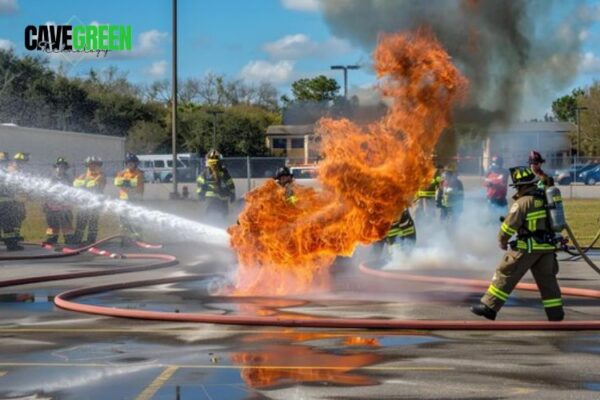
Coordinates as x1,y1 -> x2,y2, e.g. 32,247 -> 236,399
170,0 -> 178,199
575,106 -> 588,184
207,109 -> 223,150
330,65 -> 360,99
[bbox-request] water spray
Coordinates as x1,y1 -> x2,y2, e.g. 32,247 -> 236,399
0,169 -> 229,246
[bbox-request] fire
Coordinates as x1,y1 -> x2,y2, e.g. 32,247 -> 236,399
229,29 -> 468,296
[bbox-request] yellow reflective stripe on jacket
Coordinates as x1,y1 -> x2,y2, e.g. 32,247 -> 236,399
516,238 -> 555,253
417,190 -> 436,198
542,298 -> 563,308
487,285 -> 509,301
387,225 -> 416,238
501,222 -> 517,236
114,177 -> 124,186
287,194 -> 298,205
73,178 -> 86,188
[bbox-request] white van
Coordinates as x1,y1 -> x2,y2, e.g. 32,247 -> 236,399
138,153 -> 200,183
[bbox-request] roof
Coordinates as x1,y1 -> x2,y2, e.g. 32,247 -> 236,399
0,124 -> 125,142
266,124 -> 315,136
490,121 -> 575,134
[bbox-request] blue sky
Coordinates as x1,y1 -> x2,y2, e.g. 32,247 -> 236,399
0,0 -> 599,119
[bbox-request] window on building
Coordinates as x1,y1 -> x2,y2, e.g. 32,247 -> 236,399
272,138 -> 287,149
291,138 -> 305,149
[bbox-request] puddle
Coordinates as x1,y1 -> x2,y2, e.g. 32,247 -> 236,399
0,293 -> 55,311
585,382 -> 600,391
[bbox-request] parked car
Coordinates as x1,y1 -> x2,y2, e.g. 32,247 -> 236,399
554,163 -> 599,185
138,153 -> 200,183
578,165 -> 600,185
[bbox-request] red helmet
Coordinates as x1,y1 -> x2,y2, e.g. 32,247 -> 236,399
528,150 -> 545,164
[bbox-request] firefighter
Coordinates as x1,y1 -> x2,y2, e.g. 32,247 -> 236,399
414,160 -> 443,221
0,152 -> 28,251
436,166 -> 464,221
371,209 -> 417,261
274,166 -> 297,205
42,157 -> 75,245
114,152 -> 144,240
484,155 -> 509,219
197,149 -> 235,218
529,150 -> 554,189
72,156 -> 106,245
471,166 -> 564,321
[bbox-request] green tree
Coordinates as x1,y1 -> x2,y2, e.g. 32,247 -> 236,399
552,88 -> 584,123
288,75 -> 340,103
574,82 -> 600,156
126,121 -> 169,153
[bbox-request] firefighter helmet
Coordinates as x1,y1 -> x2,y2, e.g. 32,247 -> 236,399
13,152 -> 29,162
85,156 -> 103,166
509,166 -> 539,187
0,151 -> 9,162
491,155 -> 504,167
125,152 -> 139,164
54,157 -> 69,168
274,166 -> 293,180
528,150 -> 545,164
206,149 -> 222,167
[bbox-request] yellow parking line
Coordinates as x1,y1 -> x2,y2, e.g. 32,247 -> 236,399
135,366 -> 179,400
0,362 -> 453,372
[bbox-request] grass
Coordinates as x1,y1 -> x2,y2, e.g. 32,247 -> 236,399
563,199 -> 600,246
20,201 -> 120,243
15,198 -> 600,247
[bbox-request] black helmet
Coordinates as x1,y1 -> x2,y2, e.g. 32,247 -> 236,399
528,150 -> 545,164
85,156 -> 103,166
54,157 -> 69,168
491,155 -> 503,167
509,166 -> 539,187
125,152 -> 139,164
274,166 -> 293,180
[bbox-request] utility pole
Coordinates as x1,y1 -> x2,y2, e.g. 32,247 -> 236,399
207,109 -> 224,150
330,65 -> 360,98
170,0 -> 179,199
575,106 -> 588,184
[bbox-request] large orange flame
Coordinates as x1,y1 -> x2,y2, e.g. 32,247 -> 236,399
229,30 -> 468,296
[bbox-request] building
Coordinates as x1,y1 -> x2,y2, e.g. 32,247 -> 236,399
265,124 -> 318,164
0,124 -> 125,176
482,121 -> 575,170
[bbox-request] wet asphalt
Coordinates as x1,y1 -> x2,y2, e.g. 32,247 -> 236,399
0,242 -> 599,400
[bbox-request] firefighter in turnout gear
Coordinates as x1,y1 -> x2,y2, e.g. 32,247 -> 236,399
197,150 -> 235,218
43,157 -> 75,245
114,153 -> 145,240
436,166 -> 464,222
0,152 -> 28,251
528,150 -> 554,189
372,209 -> 417,261
414,160 -> 443,221
274,166 -> 297,205
471,166 -> 564,322
73,156 -> 106,245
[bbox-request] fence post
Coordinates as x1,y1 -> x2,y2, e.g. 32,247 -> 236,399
246,155 -> 252,192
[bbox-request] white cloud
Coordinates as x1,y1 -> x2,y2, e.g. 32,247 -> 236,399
0,0 -> 18,14
138,30 -> 168,54
144,60 -> 168,77
579,30 -> 589,41
281,0 -> 320,12
263,34 -> 352,60
580,51 -> 600,73
240,60 -> 295,84
0,38 -> 14,51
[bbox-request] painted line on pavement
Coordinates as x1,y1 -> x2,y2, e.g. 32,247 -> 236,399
135,365 -> 179,400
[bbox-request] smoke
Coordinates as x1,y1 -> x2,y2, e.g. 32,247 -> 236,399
385,194 -> 504,272
0,169 -> 229,246
320,0 -> 593,122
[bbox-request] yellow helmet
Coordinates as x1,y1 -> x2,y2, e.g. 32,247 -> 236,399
13,152 -> 29,162
0,151 -> 9,162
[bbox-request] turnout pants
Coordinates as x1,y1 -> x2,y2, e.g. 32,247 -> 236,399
481,249 -> 564,320
0,200 -> 25,249
74,210 -> 100,244
45,209 -> 74,244
205,198 -> 229,218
